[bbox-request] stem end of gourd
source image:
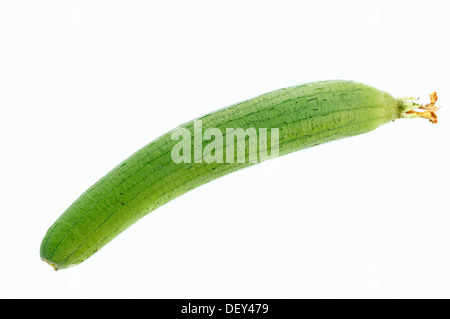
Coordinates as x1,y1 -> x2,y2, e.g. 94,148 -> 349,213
399,92 -> 439,124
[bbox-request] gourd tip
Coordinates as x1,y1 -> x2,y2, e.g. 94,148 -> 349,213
42,259 -> 59,271
401,92 -> 440,124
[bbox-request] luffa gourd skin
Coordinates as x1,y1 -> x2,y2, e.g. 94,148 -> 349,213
40,80 -> 439,270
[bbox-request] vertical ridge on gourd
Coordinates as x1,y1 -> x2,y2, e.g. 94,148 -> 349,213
40,80 -> 439,270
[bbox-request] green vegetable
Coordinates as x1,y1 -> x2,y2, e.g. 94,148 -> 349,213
40,80 -> 438,270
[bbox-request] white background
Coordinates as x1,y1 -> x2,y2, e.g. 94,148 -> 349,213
1,0 -> 449,299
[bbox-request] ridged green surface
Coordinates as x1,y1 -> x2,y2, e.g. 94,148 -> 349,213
41,80 -> 402,270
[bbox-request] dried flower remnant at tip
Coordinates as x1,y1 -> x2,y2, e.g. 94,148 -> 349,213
405,92 -> 440,124
42,259 -> 59,271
